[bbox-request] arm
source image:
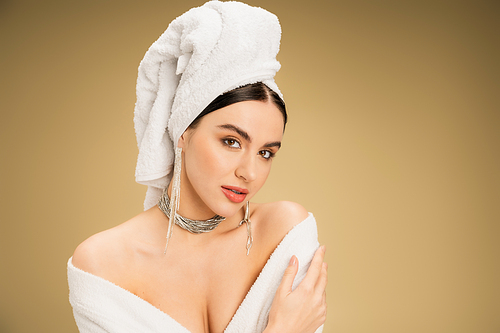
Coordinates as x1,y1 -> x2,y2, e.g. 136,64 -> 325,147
263,246 -> 328,333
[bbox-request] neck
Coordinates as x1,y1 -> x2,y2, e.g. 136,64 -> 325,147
165,176 -> 247,236
159,189 -> 227,233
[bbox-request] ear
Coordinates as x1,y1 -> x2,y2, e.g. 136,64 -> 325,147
177,129 -> 190,149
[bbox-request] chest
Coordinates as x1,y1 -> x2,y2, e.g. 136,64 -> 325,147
128,236 -> 270,333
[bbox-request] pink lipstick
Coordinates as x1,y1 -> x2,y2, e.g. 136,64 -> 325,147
221,186 -> 248,203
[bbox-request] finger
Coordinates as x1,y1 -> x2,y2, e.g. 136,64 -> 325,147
315,262 -> 328,293
278,255 -> 299,295
301,245 -> 326,286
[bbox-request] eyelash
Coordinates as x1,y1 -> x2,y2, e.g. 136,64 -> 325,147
222,138 -> 275,160
259,150 -> 275,160
223,138 -> 241,149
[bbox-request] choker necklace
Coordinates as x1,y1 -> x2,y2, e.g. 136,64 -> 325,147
158,190 -> 226,234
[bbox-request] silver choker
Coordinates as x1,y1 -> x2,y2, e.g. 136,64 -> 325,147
158,190 -> 226,234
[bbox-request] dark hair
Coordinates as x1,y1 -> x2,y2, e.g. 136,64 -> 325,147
189,82 -> 287,129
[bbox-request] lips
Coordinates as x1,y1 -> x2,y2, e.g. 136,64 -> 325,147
221,186 -> 248,203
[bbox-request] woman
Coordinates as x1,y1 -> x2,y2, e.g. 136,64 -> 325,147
68,1 -> 327,332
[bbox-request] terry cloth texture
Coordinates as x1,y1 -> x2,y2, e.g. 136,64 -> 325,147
134,0 -> 283,209
68,213 -> 323,333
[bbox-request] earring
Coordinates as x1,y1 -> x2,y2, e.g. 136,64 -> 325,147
164,146 -> 182,254
239,201 -> 253,255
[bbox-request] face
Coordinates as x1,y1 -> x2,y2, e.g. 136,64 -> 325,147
176,100 -> 284,220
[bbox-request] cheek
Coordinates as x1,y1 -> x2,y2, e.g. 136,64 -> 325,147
186,138 -> 231,180
256,163 -> 272,184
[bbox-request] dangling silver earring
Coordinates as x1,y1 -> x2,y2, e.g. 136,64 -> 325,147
164,146 -> 182,254
239,201 -> 253,255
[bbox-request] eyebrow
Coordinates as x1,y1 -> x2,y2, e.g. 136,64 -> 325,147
217,124 -> 251,142
263,141 -> 282,149
217,123 -> 281,149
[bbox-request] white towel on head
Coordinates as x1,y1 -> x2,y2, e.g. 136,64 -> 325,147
134,0 -> 283,210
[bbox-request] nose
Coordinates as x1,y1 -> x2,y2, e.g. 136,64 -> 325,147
235,154 -> 257,182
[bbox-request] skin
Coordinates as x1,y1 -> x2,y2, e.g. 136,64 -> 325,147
72,100 -> 327,333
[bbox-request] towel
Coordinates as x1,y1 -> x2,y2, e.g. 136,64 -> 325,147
68,213 -> 323,333
134,0 -> 283,209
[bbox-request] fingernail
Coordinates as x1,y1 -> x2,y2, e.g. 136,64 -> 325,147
289,256 -> 297,266
321,245 -> 326,253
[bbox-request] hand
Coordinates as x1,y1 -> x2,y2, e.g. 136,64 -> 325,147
265,246 -> 328,333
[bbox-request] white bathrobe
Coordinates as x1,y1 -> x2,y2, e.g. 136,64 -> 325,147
68,213 -> 323,333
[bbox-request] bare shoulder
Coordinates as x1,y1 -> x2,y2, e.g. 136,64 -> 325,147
72,207 -> 161,277
72,223 -> 128,276
252,200 -> 309,237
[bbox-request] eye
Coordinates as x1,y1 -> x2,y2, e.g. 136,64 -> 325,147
223,138 -> 241,148
259,150 -> 274,160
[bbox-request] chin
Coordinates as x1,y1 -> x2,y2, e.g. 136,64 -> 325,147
213,202 -> 244,219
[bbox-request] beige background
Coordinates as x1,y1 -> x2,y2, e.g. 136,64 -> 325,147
1,0 -> 499,332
